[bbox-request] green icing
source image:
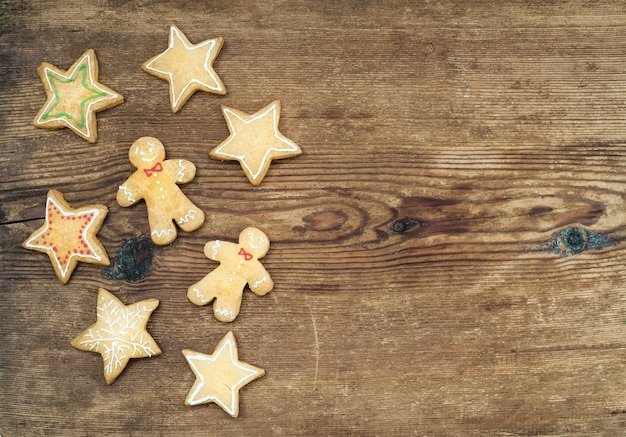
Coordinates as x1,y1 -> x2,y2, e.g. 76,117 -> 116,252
42,63 -> 109,129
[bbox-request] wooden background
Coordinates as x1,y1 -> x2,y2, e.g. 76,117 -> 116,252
3,0 -> 626,435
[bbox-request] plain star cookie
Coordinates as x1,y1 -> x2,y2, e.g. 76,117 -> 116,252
71,288 -> 161,384
22,189 -> 110,284
143,25 -> 226,112
209,100 -> 302,186
182,331 -> 265,418
33,49 -> 124,143
117,137 -> 205,245
188,227 -> 273,322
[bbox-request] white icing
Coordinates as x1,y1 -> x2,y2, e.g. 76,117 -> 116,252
215,307 -> 235,320
118,185 -> 135,203
178,209 -> 197,224
78,295 -> 158,377
139,142 -> 158,162
210,241 -> 221,260
192,287 -> 209,304
151,229 -> 173,238
252,276 -> 269,289
177,159 -> 186,182
185,334 -> 261,415
212,102 -> 300,181
36,51 -> 121,139
144,26 -> 224,110
23,195 -> 104,279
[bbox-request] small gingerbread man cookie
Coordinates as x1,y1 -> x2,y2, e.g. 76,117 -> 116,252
117,137 -> 205,245
188,227 -> 273,322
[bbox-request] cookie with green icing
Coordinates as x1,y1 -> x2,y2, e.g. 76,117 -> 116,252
33,49 -> 124,143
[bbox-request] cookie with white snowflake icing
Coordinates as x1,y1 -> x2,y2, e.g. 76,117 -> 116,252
71,288 -> 161,384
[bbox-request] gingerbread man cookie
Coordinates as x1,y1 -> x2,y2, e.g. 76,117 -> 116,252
117,137 -> 205,245
33,49 -> 124,143
22,189 -> 110,284
188,227 -> 273,322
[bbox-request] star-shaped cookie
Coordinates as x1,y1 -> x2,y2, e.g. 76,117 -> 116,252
22,189 -> 110,284
33,49 -> 124,143
182,331 -> 264,417
143,25 -> 226,112
71,288 -> 161,384
209,100 -> 302,186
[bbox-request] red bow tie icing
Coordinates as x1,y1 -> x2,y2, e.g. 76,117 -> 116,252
143,162 -> 163,177
238,247 -> 253,261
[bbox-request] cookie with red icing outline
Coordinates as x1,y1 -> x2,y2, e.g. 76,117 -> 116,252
33,49 -> 124,143
22,189 -> 110,284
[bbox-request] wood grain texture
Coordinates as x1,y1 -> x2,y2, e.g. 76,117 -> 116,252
3,0 -> 626,435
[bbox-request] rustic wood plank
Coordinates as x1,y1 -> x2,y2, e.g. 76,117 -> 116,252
3,0 -> 626,435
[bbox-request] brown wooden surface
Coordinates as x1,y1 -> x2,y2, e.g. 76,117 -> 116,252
3,1 -> 626,435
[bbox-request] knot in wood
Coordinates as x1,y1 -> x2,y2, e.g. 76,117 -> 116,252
102,235 -> 154,282
391,218 -> 419,233
549,226 -> 611,257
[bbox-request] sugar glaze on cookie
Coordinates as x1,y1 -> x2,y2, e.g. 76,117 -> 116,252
210,100 -> 302,186
143,25 -> 226,112
22,189 -> 109,284
33,49 -> 124,143
71,288 -> 161,384
182,331 -> 264,417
